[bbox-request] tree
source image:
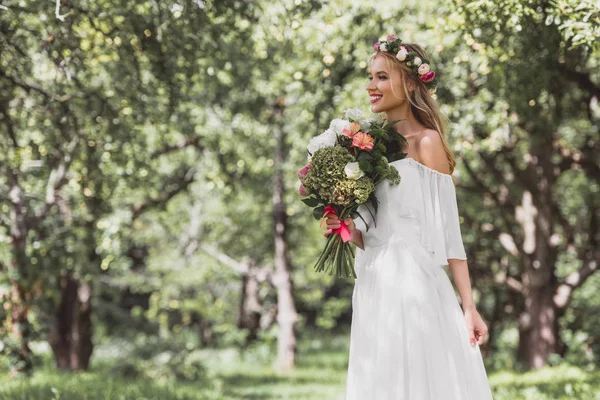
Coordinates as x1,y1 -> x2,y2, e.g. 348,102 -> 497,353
446,0 -> 600,368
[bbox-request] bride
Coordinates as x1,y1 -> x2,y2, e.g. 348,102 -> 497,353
325,35 -> 494,399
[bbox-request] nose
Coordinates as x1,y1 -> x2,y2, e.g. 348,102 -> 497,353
366,79 -> 376,92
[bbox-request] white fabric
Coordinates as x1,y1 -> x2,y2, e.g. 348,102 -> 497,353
345,158 -> 493,400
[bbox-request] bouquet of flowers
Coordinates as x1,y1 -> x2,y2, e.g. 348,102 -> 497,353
298,109 -> 407,278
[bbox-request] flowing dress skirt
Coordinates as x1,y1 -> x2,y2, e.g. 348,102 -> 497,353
344,236 -> 493,400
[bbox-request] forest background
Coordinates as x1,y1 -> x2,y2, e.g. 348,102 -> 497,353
0,0 -> 599,398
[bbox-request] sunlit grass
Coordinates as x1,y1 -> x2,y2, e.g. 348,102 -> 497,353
0,335 -> 598,399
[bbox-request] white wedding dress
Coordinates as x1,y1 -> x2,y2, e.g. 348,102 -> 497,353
345,157 -> 493,400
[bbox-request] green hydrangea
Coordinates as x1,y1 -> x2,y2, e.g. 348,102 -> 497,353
383,164 -> 401,186
302,146 -> 355,204
332,177 -> 376,206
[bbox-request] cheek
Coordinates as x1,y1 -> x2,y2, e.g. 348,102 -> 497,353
378,80 -> 391,94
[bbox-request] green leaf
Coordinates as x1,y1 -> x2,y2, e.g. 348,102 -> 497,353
358,160 -> 373,172
355,211 -> 369,232
312,205 -> 325,220
301,197 -> 320,207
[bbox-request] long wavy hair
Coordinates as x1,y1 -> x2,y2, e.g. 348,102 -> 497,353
370,44 -> 457,174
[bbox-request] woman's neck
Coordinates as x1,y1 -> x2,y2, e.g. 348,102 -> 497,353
384,105 -> 424,139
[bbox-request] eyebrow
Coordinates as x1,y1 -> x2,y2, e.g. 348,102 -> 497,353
368,70 -> 389,75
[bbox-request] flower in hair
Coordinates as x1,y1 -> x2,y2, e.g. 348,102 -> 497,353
421,71 -> 435,83
396,49 -> 408,61
373,34 -> 438,91
418,64 -> 430,75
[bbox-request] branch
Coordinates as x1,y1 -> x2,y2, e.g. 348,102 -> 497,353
200,244 -> 273,282
55,0 -> 69,21
131,166 -> 197,220
474,126 -> 542,202
577,136 -> 600,185
460,211 -> 523,294
496,272 -> 525,294
0,98 -> 19,147
151,137 -> 203,158
554,252 -> 599,309
200,244 -> 248,274
557,64 -> 600,99
31,133 -> 79,223
554,196 -> 599,309
494,256 -> 525,294
0,70 -> 54,99
477,151 -> 523,213
462,157 -> 524,250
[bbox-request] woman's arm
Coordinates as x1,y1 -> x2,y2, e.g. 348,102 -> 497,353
349,228 -> 364,250
448,258 -> 475,309
324,216 -> 364,250
449,258 -> 488,346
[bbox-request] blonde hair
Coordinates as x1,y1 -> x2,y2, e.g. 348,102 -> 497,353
370,44 -> 457,174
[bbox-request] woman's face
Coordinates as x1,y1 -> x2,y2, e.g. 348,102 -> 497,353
366,56 -> 408,113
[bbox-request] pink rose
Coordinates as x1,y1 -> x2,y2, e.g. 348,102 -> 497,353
418,64 -> 430,76
352,132 -> 375,151
299,184 -> 308,196
420,71 -> 435,83
373,42 -> 380,51
298,164 -> 310,179
387,35 -> 398,41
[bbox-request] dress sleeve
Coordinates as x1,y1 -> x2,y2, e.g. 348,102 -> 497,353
415,163 -> 467,266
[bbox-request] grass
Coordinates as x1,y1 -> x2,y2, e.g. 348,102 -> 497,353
0,335 -> 599,399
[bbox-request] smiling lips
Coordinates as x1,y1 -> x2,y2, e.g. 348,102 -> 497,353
370,94 -> 382,104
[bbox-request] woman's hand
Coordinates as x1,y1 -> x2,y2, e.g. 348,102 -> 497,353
324,215 -> 356,237
463,306 -> 488,347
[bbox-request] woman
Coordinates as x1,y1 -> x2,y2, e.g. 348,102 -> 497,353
325,36 -> 494,399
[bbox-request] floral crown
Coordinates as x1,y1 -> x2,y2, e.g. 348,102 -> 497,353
373,35 -> 438,91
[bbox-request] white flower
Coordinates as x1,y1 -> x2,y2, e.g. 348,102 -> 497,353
362,113 -> 384,130
379,42 -> 388,52
307,128 -> 337,160
413,57 -> 422,66
359,114 -> 383,132
396,49 -> 408,61
344,162 -> 364,180
329,118 -> 351,135
359,119 -> 371,132
418,63 -> 430,75
368,113 -> 384,124
343,108 -> 363,121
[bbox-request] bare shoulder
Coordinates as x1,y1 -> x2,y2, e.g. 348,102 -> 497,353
416,129 -> 450,175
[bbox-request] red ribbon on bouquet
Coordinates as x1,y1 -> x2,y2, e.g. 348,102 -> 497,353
320,206 -> 352,243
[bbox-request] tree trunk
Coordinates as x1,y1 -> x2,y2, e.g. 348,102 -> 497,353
516,188 -> 560,368
238,259 -> 262,343
9,282 -> 32,374
7,177 -> 33,374
48,271 -> 93,371
517,285 -> 560,368
272,101 -> 297,371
